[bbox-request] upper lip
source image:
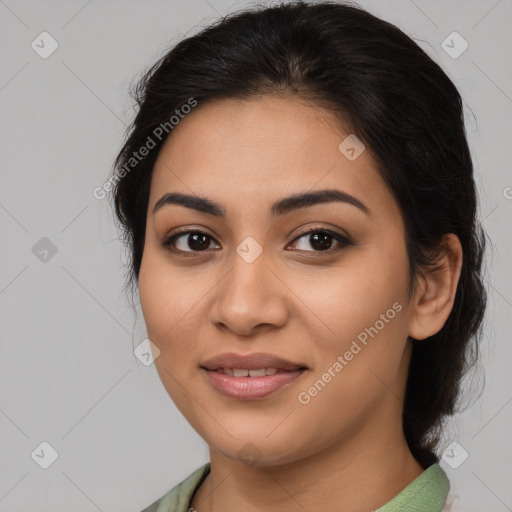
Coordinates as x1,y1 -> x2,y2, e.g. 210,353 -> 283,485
200,352 -> 307,371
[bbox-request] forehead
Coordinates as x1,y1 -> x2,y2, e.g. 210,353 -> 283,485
149,96 -> 397,219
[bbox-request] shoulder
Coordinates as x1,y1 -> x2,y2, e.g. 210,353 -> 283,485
140,463 -> 211,512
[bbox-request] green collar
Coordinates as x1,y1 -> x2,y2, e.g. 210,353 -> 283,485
141,462 -> 449,512
376,463 -> 450,511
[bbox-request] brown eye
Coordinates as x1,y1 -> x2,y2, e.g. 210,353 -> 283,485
161,230 -> 220,253
288,229 -> 352,253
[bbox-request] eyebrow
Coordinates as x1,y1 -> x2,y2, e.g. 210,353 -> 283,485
152,189 -> 370,217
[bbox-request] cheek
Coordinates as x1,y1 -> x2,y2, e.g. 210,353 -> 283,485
138,252 -> 202,413
304,254 -> 408,347
138,259 -> 169,341
138,248 -> 198,341
292,293 -> 408,451
138,248 -> 215,385
297,246 -> 411,413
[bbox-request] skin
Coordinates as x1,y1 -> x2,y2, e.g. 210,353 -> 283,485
138,95 -> 463,512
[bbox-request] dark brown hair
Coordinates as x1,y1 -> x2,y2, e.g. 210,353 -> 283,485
109,0 -> 488,468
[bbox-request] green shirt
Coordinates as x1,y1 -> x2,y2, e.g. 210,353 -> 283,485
141,462 -> 450,512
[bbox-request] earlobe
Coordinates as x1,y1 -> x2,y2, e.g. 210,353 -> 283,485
408,233 -> 463,341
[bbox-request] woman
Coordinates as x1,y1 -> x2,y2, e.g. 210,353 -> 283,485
109,1 -> 487,510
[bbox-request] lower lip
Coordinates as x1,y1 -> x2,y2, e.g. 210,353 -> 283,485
203,369 -> 305,400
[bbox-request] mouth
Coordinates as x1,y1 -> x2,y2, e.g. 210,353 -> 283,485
213,367 -> 287,376
200,352 -> 308,400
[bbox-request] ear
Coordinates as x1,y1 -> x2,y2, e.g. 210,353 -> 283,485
408,233 -> 463,341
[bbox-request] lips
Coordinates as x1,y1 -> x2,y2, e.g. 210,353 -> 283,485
200,352 -> 308,400
200,352 -> 306,372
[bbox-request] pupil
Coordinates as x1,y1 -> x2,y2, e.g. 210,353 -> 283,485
189,233 -> 209,250
310,232 -> 332,251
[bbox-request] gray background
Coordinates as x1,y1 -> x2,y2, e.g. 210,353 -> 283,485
1,0 -> 511,510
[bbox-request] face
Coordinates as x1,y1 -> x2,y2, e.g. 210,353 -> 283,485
138,95 -> 417,467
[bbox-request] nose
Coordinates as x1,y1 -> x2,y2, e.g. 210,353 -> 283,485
209,249 -> 289,337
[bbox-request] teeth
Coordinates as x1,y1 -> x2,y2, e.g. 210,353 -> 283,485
248,368 -> 266,377
218,367 -> 280,377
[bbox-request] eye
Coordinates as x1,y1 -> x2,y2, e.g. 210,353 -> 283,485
160,230 -> 220,254
288,228 -> 352,253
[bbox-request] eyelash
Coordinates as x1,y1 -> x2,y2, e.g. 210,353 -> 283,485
160,227 -> 352,256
